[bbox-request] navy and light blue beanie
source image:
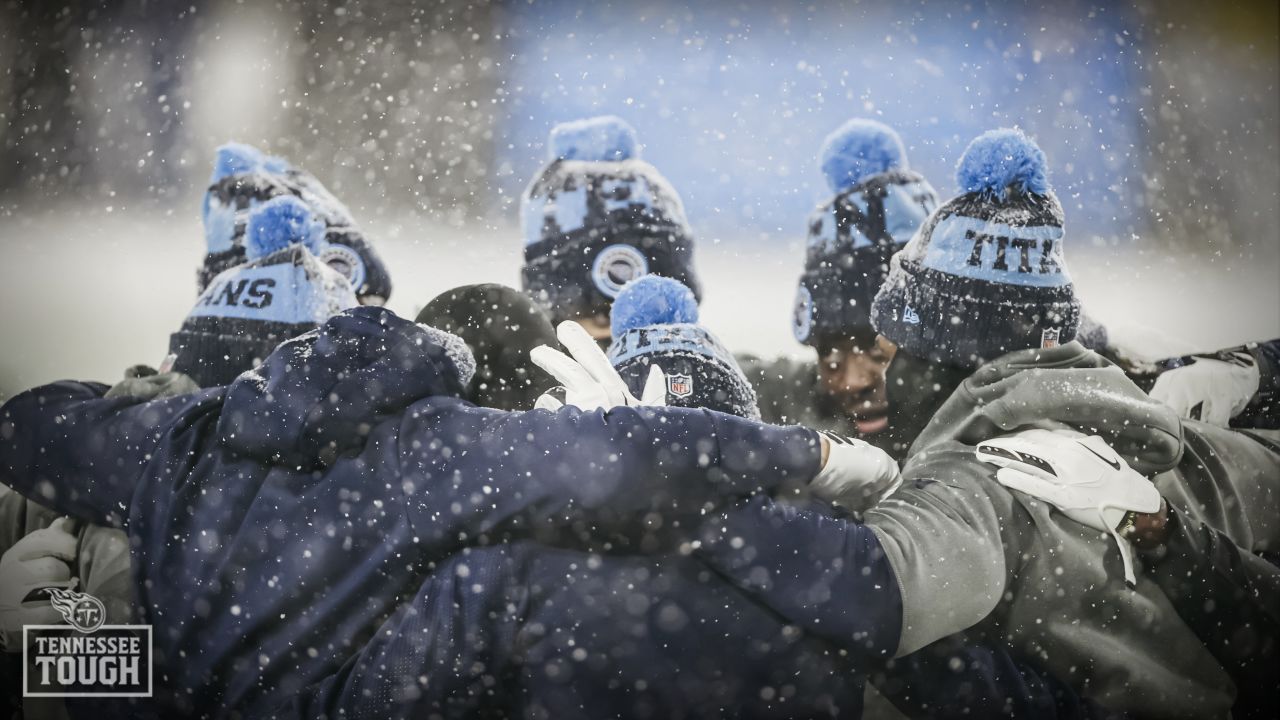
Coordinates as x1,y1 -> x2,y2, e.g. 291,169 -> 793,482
607,276 -> 758,419
201,142 -> 393,304
172,196 -> 359,388
200,143 -> 292,290
520,116 -> 701,324
870,128 -> 1080,368
793,119 -> 939,346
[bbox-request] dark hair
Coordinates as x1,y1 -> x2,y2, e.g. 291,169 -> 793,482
416,284 -> 558,410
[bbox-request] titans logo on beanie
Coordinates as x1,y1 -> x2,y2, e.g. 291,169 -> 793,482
870,128 -> 1081,368
520,116 -> 701,323
794,119 -> 939,345
200,142 -> 393,305
607,275 -> 759,419
173,197 -> 359,388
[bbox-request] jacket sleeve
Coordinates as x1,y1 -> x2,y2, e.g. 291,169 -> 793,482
395,401 -> 823,549
1140,505 -> 1280,720
0,381 -> 221,527
875,634 -> 1127,720
863,446 -> 1011,657
694,494 -> 901,664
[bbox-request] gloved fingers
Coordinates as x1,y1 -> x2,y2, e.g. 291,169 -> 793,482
11,524 -> 77,563
19,557 -> 73,584
530,345 -> 598,393
639,365 -> 667,406
1199,396 -> 1231,427
1098,476 -> 1164,516
48,517 -> 74,533
993,467 -> 1075,511
1150,373 -> 1195,416
555,322 -> 632,403
534,393 -> 564,411
975,434 -> 1063,483
810,433 -> 900,512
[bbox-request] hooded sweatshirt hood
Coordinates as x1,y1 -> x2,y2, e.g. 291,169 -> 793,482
217,306 -> 473,468
909,340 -> 1184,475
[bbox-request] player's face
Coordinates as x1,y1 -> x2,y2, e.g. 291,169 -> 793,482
816,332 -> 896,434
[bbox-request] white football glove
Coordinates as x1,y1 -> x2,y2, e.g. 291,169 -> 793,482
975,428 -> 1161,586
531,321 -> 666,411
1150,351 -> 1259,426
809,431 -> 902,512
0,518 -> 79,651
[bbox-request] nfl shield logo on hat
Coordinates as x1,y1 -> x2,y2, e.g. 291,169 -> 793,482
1041,327 -> 1061,349
667,373 -> 694,399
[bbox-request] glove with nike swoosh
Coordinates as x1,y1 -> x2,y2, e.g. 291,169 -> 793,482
975,428 -> 1161,586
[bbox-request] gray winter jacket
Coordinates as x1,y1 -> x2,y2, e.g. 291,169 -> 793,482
867,342 -> 1280,718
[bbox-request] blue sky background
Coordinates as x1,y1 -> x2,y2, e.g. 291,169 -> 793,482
494,0 -> 1145,241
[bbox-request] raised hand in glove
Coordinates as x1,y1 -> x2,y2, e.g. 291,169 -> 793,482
1150,350 -> 1259,426
531,321 -> 665,411
976,428 -> 1162,585
0,518 -> 78,651
809,431 -> 902,512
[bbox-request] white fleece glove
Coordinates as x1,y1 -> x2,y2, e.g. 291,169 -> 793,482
975,428 -> 1161,586
531,321 -> 666,411
809,431 -> 902,512
0,518 -> 78,651
1150,351 -> 1259,426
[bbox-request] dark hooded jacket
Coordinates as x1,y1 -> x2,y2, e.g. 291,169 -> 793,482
0,307 -> 822,717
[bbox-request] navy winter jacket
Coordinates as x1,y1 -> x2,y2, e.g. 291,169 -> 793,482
283,537 -> 886,719
0,307 -> 821,716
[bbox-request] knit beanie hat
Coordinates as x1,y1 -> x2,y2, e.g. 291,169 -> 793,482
521,116 -> 701,324
870,128 -> 1080,368
606,276 -> 758,419
172,196 -> 360,388
200,143 -> 293,290
415,283 -> 558,410
793,119 -> 939,345
200,142 -> 393,304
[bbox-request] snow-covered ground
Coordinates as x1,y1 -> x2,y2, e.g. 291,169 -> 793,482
1,205 -> 1277,398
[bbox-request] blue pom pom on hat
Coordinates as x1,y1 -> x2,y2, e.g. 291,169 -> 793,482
210,142 -> 267,184
548,115 -> 639,162
244,196 -> 327,260
819,118 -> 908,193
609,275 -> 699,339
955,127 -> 1050,199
